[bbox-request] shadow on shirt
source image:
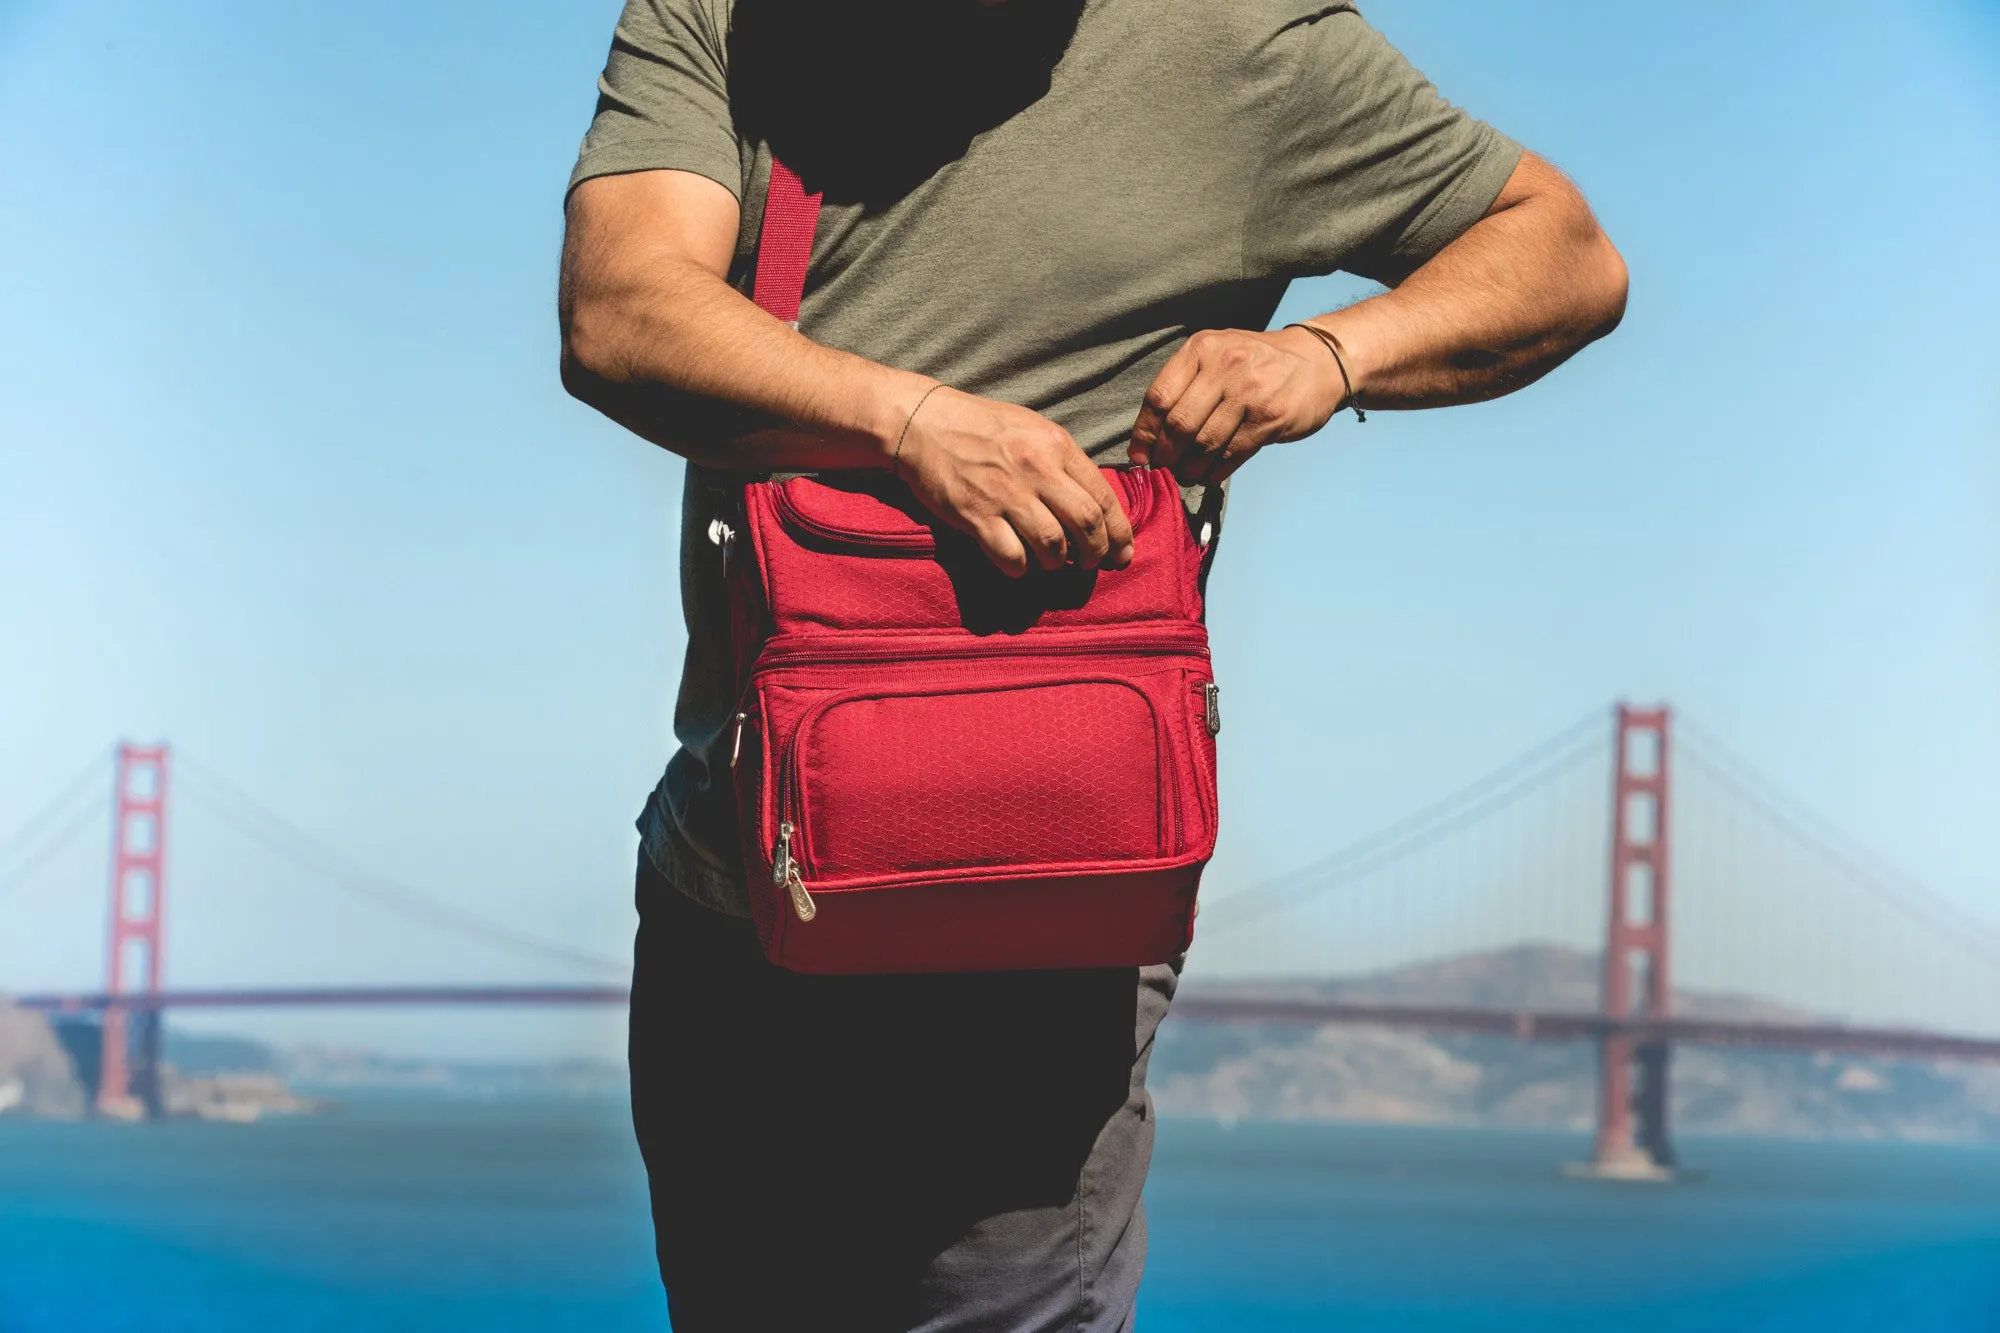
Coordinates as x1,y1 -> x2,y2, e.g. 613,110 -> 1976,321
728,0 -> 1088,211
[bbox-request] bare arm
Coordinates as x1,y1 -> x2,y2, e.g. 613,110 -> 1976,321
1129,151 -> 1629,484
559,170 -> 917,469
559,169 -> 1132,576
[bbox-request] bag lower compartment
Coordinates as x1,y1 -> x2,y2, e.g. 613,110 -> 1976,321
761,864 -> 1202,975
736,629 -> 1217,972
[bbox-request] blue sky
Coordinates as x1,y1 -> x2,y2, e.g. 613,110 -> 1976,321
2,1 -> 1995,1057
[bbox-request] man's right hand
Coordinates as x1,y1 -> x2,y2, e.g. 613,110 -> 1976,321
894,387 -> 1134,578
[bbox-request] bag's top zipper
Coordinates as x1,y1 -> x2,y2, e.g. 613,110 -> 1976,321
766,470 -> 1163,555
749,624 -> 1208,675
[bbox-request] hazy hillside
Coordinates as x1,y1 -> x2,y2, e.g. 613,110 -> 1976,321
1156,946 -> 2000,1142
0,999 -> 86,1118
19,946 -> 1997,1139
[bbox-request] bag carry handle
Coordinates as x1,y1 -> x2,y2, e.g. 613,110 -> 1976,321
750,159 -> 822,327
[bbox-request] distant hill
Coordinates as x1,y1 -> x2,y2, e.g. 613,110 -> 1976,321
20,946 -> 1998,1139
1156,945 -> 2000,1142
280,1046 -> 626,1097
0,999 -> 86,1118
171,1032 -> 625,1098
164,1030 -> 282,1074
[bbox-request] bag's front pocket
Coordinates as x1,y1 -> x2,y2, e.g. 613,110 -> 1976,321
787,672 -> 1172,883
734,628 -> 1218,968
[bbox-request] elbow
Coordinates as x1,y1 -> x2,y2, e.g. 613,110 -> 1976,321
557,299 -> 707,461
558,298 -> 622,408
559,341 -> 603,408
558,342 -> 592,405
1583,226 -> 1629,342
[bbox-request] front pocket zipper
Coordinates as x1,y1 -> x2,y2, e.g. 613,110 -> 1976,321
772,670 -> 1178,894
1203,681 -> 1221,735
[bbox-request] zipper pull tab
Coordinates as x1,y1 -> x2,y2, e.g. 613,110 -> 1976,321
730,712 -> 747,770
774,820 -> 815,921
708,518 -> 736,579
1203,681 -> 1221,735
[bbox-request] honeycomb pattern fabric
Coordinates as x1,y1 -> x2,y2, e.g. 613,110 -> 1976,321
801,680 -> 1164,877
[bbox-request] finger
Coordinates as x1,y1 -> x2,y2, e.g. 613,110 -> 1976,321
1005,499 -> 1072,573
1063,452 -> 1136,568
1201,413 -> 1284,485
971,516 -> 1030,579
1132,344 -> 1205,467
1159,373 -> 1227,463
1176,399 -> 1249,486
1038,472 -> 1114,567
1206,439 -> 1264,485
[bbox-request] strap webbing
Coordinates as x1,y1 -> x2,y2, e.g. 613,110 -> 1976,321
749,158 -> 822,326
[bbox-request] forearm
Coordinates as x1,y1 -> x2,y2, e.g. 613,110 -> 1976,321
559,180 -> 932,471
1300,152 -> 1627,410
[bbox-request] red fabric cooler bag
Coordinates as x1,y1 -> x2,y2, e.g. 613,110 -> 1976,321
724,161 -> 1220,973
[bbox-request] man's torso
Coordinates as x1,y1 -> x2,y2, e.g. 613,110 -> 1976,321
573,0 -> 1515,911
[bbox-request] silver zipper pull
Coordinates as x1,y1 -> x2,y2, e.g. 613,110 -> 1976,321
774,820 -> 815,921
1203,681 -> 1221,735
773,820 -> 794,886
730,712 -> 747,769
707,518 -> 736,578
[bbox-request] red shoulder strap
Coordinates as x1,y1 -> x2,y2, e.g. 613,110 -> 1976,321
749,158 -> 822,327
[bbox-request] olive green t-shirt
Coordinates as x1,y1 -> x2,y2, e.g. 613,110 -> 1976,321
569,0 -> 1521,917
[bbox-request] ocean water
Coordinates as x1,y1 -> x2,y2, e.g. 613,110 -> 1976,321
2,1097 -> 1997,1332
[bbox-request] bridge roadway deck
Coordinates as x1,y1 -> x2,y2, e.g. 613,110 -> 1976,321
14,987 -> 2000,1064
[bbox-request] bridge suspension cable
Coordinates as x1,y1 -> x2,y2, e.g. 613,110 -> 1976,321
1671,715 -> 2000,1034
173,752 -> 626,977
1197,707 -> 1611,941
0,749 -> 110,905
1676,716 -> 2000,970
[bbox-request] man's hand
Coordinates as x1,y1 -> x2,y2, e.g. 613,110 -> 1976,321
897,388 -> 1135,578
1126,152 -> 1627,487
1128,327 -> 1347,485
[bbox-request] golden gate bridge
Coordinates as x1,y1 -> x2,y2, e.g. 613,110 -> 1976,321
4,705 -> 1998,1179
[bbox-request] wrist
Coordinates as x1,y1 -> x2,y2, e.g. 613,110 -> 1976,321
1272,325 -> 1347,416
1305,314 -> 1382,403
857,371 -> 943,469
1283,320 -> 1368,419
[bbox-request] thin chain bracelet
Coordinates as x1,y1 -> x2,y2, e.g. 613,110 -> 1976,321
1286,322 -> 1367,422
892,382 -> 947,480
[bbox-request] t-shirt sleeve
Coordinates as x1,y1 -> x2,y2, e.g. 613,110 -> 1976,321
567,0 -> 742,201
1245,9 -> 1522,285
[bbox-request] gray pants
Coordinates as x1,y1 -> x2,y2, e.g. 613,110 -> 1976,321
628,852 -> 1177,1331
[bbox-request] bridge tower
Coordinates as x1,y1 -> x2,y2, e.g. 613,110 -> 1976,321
1589,705 -> 1675,1177
99,743 -> 170,1119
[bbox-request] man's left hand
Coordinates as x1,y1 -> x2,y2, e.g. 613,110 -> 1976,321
1128,326 -> 1347,485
